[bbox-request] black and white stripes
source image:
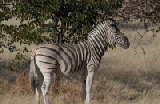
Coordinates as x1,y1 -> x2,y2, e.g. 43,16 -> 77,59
30,19 -> 130,104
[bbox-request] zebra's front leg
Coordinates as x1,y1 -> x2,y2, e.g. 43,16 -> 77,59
82,74 -> 87,101
41,73 -> 52,104
85,71 -> 95,104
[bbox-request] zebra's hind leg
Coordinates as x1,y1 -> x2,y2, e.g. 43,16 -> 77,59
36,85 -> 40,104
41,73 -> 53,104
36,72 -> 43,104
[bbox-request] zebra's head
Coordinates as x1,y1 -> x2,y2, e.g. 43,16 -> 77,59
104,19 -> 130,49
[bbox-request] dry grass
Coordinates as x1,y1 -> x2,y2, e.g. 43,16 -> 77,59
0,19 -> 160,104
11,73 -> 33,95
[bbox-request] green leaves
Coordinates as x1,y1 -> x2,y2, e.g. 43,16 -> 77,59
0,0 -> 123,48
11,52 -> 26,72
2,0 -> 123,44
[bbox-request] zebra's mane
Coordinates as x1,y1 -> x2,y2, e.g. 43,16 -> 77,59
87,19 -> 117,40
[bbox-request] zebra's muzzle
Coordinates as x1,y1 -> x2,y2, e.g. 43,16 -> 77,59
122,36 -> 130,49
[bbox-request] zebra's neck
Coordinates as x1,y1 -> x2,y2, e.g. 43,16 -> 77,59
87,24 -> 108,60
90,35 -> 108,55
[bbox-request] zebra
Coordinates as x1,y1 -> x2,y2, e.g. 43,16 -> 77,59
30,19 -> 130,104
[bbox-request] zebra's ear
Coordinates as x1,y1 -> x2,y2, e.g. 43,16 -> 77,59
106,19 -> 117,27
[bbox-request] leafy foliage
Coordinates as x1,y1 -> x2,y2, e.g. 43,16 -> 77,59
11,51 -> 26,72
0,0 -> 123,45
115,0 -> 160,25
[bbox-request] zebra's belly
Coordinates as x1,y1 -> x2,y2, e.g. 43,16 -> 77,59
56,66 -> 85,77
57,58 -> 86,76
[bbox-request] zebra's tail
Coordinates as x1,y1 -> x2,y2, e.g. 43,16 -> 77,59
30,48 -> 37,93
